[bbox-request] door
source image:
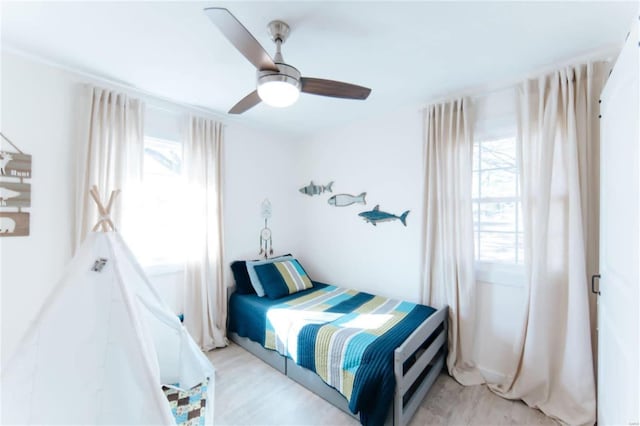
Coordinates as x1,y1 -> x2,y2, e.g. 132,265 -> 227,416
597,16 -> 640,426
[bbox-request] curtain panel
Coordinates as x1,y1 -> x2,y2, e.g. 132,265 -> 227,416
489,62 -> 608,425
183,116 -> 227,350
422,98 -> 483,386
74,85 -> 144,252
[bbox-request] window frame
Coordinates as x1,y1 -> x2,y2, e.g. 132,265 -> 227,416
133,136 -> 186,275
472,135 -> 525,285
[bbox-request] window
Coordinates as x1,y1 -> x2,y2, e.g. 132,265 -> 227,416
472,136 -> 523,265
126,137 -> 186,270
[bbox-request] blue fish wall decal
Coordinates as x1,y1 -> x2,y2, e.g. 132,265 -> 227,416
328,192 -> 366,207
299,180 -> 333,196
358,205 -> 410,227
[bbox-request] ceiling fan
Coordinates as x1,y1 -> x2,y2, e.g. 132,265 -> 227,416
204,7 -> 372,114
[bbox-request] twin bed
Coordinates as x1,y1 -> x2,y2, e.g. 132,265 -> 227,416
227,264 -> 448,426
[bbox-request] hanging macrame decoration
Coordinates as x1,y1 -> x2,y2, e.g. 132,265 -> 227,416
259,198 -> 273,259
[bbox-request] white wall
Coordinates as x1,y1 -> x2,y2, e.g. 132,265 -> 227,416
474,281 -> 525,382
223,124 -> 304,284
295,107 -> 424,303
1,52 -> 79,362
295,103 -> 526,381
0,51 -> 301,361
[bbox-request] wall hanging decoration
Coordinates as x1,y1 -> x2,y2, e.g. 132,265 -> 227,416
328,192 -> 366,207
259,198 -> 273,258
299,180 -> 333,196
358,205 -> 410,227
0,132 -> 32,236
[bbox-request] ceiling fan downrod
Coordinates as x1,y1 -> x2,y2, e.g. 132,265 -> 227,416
268,20 -> 289,64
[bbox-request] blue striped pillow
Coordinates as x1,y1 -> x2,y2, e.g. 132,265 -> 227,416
254,259 -> 313,299
245,254 -> 294,296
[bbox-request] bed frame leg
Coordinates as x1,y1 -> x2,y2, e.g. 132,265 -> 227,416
394,355 -> 402,426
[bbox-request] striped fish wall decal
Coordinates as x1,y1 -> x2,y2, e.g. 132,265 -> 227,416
299,180 -> 333,196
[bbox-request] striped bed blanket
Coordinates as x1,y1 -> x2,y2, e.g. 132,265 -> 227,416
265,285 -> 435,425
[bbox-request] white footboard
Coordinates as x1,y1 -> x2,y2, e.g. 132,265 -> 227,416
393,305 -> 448,426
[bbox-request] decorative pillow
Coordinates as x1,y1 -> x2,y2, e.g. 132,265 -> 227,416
230,261 -> 254,294
230,254 -> 292,295
245,254 -> 293,297
254,259 -> 313,299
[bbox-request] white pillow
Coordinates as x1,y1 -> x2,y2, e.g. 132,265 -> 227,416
246,255 -> 293,297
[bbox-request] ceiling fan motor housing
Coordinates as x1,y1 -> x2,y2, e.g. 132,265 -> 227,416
257,63 -> 301,90
256,62 -> 301,107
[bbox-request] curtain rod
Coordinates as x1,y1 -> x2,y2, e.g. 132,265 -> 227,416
3,45 -> 301,141
422,44 -> 620,107
2,45 -> 229,123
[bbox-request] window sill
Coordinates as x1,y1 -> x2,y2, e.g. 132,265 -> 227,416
475,261 -> 525,287
143,263 -> 184,277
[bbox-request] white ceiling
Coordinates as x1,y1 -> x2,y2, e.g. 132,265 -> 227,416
1,1 -> 637,137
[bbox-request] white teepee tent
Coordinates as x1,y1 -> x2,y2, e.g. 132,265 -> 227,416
1,189 -> 215,425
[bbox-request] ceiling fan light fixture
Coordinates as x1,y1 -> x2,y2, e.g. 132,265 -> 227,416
258,80 -> 300,107
257,64 -> 301,108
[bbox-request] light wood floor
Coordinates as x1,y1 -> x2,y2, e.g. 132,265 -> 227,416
207,343 -> 557,426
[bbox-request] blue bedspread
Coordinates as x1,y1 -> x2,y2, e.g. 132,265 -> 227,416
229,283 -> 435,426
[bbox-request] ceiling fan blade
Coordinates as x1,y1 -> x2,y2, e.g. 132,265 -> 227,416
204,7 -> 279,72
229,90 -> 262,114
300,77 -> 371,100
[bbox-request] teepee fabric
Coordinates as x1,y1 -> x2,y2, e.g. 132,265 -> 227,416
1,232 -> 215,425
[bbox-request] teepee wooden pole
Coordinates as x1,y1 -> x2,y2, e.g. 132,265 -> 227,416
104,189 -> 120,232
89,185 -> 120,232
89,187 -> 103,232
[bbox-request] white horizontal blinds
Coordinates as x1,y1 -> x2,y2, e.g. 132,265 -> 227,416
125,136 -> 186,267
144,104 -> 185,142
473,137 -> 523,264
471,88 -> 522,267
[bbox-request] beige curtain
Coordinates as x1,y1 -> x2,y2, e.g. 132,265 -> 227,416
183,116 -> 227,350
422,98 -> 483,386
489,62 -> 608,425
74,85 -> 144,252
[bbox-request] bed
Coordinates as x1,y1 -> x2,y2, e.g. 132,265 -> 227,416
227,280 -> 448,426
